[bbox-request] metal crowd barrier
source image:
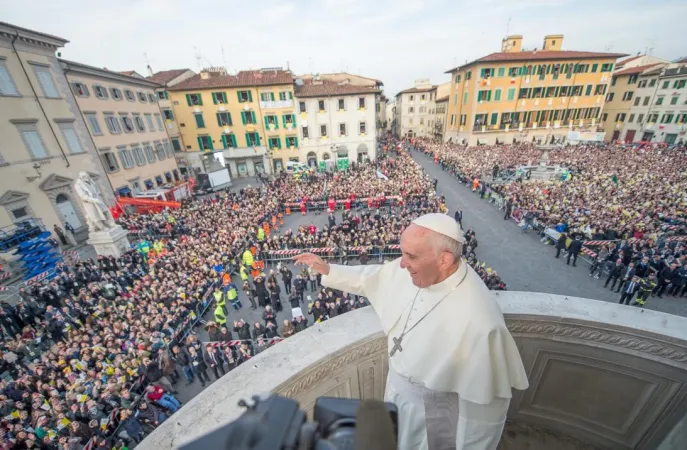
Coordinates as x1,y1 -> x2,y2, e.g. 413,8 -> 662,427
262,245 -> 402,265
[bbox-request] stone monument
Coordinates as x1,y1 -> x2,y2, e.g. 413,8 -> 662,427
74,171 -> 129,257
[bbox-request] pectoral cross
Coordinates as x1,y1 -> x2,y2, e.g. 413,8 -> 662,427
390,336 -> 403,357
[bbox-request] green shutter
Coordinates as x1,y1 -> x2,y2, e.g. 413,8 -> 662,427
487,90 -> 492,101
197,94 -> 203,106
197,136 -> 203,150
278,137 -> 282,149
585,85 -> 592,96
217,113 -> 222,127
494,89 -> 501,101
282,114 -> 287,128
241,112 -> 246,125
270,92 -> 275,101
256,134 -> 261,146
490,112 -> 498,125
238,91 -> 244,103
294,137 -> 298,148
248,91 -> 253,102
264,116 -> 270,128
291,114 -> 296,127
251,111 -> 256,123
186,94 -> 192,106
507,88 -> 515,101
245,133 -> 250,146
212,93 -> 217,105
195,114 -> 205,128
289,92 -> 293,99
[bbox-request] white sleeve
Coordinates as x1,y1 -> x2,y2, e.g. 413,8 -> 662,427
321,263 -> 384,299
456,396 -> 510,450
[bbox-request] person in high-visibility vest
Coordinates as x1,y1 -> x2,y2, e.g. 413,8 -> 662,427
257,227 -> 265,242
278,212 -> 284,225
240,265 -> 249,283
213,287 -> 226,314
285,206 -> 291,216
213,304 -> 227,326
242,249 -> 254,267
263,221 -> 270,237
226,283 -> 242,310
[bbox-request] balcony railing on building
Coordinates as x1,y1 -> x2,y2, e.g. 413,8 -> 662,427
260,100 -> 294,109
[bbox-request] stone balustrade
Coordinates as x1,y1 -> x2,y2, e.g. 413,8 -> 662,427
138,292 -> 687,450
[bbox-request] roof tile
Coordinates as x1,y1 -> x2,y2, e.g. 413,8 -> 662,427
169,69 -> 293,90
148,69 -> 190,85
294,79 -> 381,97
614,63 -> 664,77
445,50 -> 628,73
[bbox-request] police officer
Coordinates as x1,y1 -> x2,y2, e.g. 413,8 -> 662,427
635,273 -> 657,307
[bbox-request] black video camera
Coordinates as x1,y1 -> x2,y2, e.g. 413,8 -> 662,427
180,394 -> 398,450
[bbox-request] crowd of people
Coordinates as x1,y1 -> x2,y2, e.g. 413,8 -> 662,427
0,139 -> 511,449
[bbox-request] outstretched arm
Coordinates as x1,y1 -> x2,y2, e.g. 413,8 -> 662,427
292,253 -> 384,299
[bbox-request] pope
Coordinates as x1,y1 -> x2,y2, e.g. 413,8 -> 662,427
294,213 -> 528,450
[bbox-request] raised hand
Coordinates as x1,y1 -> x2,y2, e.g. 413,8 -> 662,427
292,253 -> 330,275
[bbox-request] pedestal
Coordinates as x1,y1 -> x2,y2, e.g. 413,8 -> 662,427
87,226 -> 130,257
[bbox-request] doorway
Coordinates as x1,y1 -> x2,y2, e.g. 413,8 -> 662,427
612,130 -> 620,141
624,130 -> 636,143
237,162 -> 248,177
665,134 -> 677,145
273,158 -> 283,172
641,131 -> 654,142
55,194 -> 82,230
307,152 -> 318,167
254,160 -> 264,173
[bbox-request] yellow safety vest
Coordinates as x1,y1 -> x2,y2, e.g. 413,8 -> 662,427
213,291 -> 225,307
227,288 -> 238,301
214,305 -> 227,325
242,250 -> 254,267
240,266 -> 249,281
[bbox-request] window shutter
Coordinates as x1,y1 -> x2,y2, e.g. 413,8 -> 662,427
291,114 -> 296,127
270,92 -> 275,101
197,136 -> 203,150
248,91 -> 253,102
212,93 -> 217,105
241,112 -> 246,125
217,113 -> 222,127
264,116 -> 270,128
186,94 -> 192,106
294,137 -> 298,147
221,135 -> 228,149
198,94 -> 203,106
277,137 -> 282,149
251,111 -> 256,123
256,134 -> 261,146
282,114 -> 287,128
289,92 -> 293,99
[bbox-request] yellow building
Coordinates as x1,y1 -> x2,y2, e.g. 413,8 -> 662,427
167,67 -> 296,177
444,34 -> 627,145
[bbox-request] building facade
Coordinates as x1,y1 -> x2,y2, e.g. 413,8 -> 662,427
294,77 -> 379,168
601,55 -> 667,141
444,34 -> 626,145
433,82 -> 451,141
62,60 -> 180,196
148,68 -> 196,176
0,22 -> 109,245
619,63 -> 687,144
394,79 -> 438,138
168,68 -> 296,177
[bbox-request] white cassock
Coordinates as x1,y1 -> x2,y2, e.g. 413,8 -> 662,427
322,258 -> 529,450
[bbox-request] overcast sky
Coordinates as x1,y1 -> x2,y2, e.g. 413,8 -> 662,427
2,0 -> 685,97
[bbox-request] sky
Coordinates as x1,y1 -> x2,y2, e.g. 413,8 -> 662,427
2,0 -> 686,97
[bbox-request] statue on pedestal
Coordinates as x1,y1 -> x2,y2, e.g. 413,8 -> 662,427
74,172 -> 115,232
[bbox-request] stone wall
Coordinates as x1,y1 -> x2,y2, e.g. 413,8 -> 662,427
138,293 -> 687,450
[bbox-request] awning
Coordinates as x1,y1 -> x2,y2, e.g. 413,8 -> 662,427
145,179 -> 154,188
155,176 -> 163,183
117,186 -> 131,195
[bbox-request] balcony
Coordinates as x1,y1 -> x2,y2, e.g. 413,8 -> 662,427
259,99 -> 294,109
138,293 -> 687,450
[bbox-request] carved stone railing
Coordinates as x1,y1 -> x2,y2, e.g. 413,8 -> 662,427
138,293 -> 687,450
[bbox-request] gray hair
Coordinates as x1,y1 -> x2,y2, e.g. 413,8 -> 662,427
432,233 -> 462,264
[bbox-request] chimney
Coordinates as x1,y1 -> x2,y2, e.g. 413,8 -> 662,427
543,34 -> 564,51
501,35 -> 523,53
147,64 -> 153,77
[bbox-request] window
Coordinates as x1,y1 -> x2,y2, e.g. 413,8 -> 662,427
284,136 -> 297,148
508,67 -> 519,77
283,113 -> 295,128
637,114 -> 644,123
120,115 -> 134,133
221,134 -> 237,149
643,96 -> 650,106
674,80 -> 686,89
359,121 -> 366,134
245,132 -> 260,146
144,114 -> 154,130
622,91 -> 633,101
661,114 -> 675,124
137,92 -> 147,102
649,79 -> 656,87
339,123 -> 347,136
240,110 -> 256,124
217,112 -> 232,126
94,85 -> 108,99
638,80 -> 647,88
186,93 -> 203,106
450,114 -> 456,126
16,125 -> 48,159
0,60 -> 19,96
628,74 -> 638,84
302,126 -> 309,139
615,113 -> 626,122
268,137 -> 281,149
628,114 -> 635,123
162,109 -> 174,121
320,124 -> 327,137
600,63 -> 614,72
132,115 -> 145,132
420,118 -> 424,125
144,145 -> 156,163
338,99 -> 345,110
133,147 -> 146,166
194,113 -> 205,128
419,106 -> 426,113
10,207 -> 30,221
101,152 -> 120,173
677,113 -> 687,124
198,135 -> 213,150
171,139 -> 181,152
265,115 -> 278,128
299,101 -> 306,113
147,93 -> 156,103
656,97 -> 664,105
32,66 -> 59,98
212,92 -> 228,104
463,92 -> 468,104
104,115 -> 122,134
670,97 -> 679,105
647,113 -> 659,123
237,90 -> 252,103
318,100 -> 326,112
158,90 -> 168,100
408,107 -> 414,113
477,90 -> 491,102
662,81 -> 669,89
421,94 -> 426,101
110,88 -> 123,100
634,97 -> 641,106
70,82 -> 89,97
154,142 -> 166,160
124,89 -> 135,101
279,91 -> 292,101
460,114 -> 466,126
595,85 -> 607,95
494,89 -> 502,101
154,114 -> 164,131
85,113 -> 102,135
605,92 -> 614,102
118,148 -> 135,169
260,92 -> 274,102
455,74 -> 461,83
601,113 -> 608,122
465,71 -> 472,80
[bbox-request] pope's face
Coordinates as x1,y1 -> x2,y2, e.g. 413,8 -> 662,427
400,224 -> 439,288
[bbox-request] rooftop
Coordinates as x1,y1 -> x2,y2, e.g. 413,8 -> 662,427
613,63 -> 665,77
436,95 -> 449,102
0,21 -> 69,47
298,72 -> 384,87
294,79 -> 381,98
396,85 -> 438,96
148,69 -> 192,85
616,54 -> 645,68
445,50 -> 628,73
169,69 -> 293,91
60,59 -> 162,88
